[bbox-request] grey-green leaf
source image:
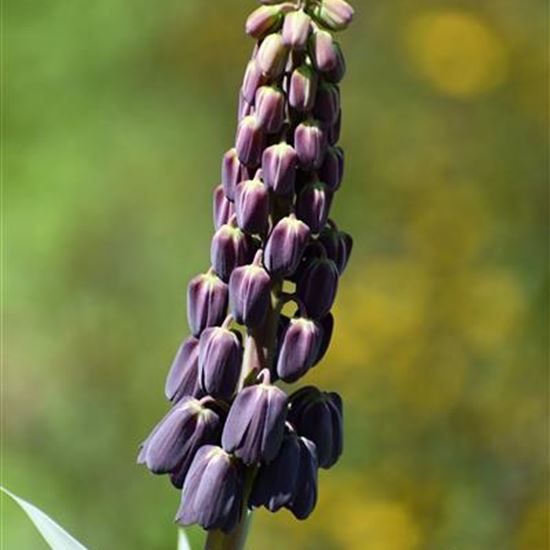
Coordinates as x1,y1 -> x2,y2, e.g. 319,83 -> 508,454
1,486 -> 88,550
177,528 -> 192,550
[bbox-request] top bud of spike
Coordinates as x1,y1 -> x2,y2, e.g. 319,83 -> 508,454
246,6 -> 284,39
311,0 -> 354,31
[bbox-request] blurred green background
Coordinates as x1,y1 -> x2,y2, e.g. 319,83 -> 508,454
3,0 -> 548,548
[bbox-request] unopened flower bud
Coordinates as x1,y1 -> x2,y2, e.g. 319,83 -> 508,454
264,214 -> 310,277
289,386 -> 343,468
276,317 -> 323,382
246,6 -> 283,39
187,271 -> 229,337
139,397 -> 223,477
313,82 -> 340,126
287,436 -> 318,519
287,240 -> 326,282
282,10 -> 312,50
236,115 -> 265,168
317,224 -> 340,262
294,120 -> 327,169
242,59 -> 268,104
309,29 -> 338,72
222,370 -> 288,464
213,185 -> 235,230
256,33 -> 289,79
176,445 -> 244,533
198,326 -> 242,399
296,181 -> 333,234
262,142 -> 298,196
222,148 -> 250,201
238,91 -> 254,121
327,109 -> 342,144
289,64 -> 318,112
315,312 -> 334,364
255,86 -> 285,134
165,336 -> 202,403
311,0 -> 354,31
249,430 -> 301,512
211,223 -> 257,282
296,257 -> 339,318
229,257 -> 272,328
324,42 -> 346,83
336,230 -> 353,274
235,178 -> 269,234
318,146 -> 344,191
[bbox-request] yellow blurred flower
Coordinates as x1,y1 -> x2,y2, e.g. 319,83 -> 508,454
405,11 -> 508,98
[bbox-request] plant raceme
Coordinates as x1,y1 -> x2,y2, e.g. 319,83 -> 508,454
138,0 -> 354,542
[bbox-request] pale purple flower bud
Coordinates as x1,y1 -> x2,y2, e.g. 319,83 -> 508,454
262,142 -> 298,196
289,64 -> 318,112
236,115 -> 265,168
211,223 -> 257,282
287,436 -> 318,519
313,82 -> 341,126
187,271 -> 229,337
318,146 -> 343,191
289,386 -> 343,469
222,370 -> 288,465
264,214 -> 310,277
311,0 -> 354,31
256,33 -> 289,79
213,185 -> 235,230
140,397 -> 223,476
294,120 -> 327,169
221,148 -> 250,201
309,29 -> 338,72
246,6 -> 283,39
235,178 -> 270,234
255,86 -> 285,134
315,312 -> 334,364
276,317 -> 323,382
249,430 -> 300,511
327,109 -> 342,144
198,326 -> 242,399
176,445 -> 244,533
229,259 -> 272,328
296,257 -> 339,319
238,90 -> 254,121
282,10 -> 312,50
296,181 -> 334,234
165,336 -> 202,402
324,42 -> 346,83
242,59 -> 267,104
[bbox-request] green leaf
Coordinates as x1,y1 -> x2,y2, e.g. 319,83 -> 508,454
1,486 -> 88,550
177,528 -> 192,550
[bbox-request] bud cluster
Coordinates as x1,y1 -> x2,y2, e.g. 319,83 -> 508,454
139,0 -> 354,537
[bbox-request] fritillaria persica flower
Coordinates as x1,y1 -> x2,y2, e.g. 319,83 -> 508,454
139,0 -> 355,545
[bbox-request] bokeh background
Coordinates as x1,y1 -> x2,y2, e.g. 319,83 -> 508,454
3,0 -> 548,548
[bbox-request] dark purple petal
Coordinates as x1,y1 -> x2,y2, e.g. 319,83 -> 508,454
211,224 -> 258,282
296,257 -> 339,319
165,336 -> 202,402
235,179 -> 270,235
198,327 -> 243,399
255,86 -> 285,134
276,317 -> 323,382
313,82 -> 341,126
287,437 -> 318,519
309,29 -> 338,72
229,262 -> 272,328
294,120 -> 327,170
236,115 -> 265,168
264,214 -> 311,277
262,143 -> 298,196
242,59 -> 268,104
187,272 -> 229,337
213,185 -> 236,230
296,182 -> 334,234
